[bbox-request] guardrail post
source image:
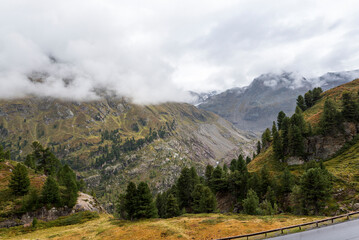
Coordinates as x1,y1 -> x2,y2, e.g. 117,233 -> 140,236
299,226 -> 301,230
316,222 -> 318,227
347,215 -> 349,220
331,219 -> 334,223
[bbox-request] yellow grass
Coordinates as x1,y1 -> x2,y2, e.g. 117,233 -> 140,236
3,213 -> 326,240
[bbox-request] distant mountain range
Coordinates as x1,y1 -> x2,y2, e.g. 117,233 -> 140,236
198,70 -> 359,132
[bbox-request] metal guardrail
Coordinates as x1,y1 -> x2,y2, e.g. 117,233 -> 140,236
215,211 -> 359,240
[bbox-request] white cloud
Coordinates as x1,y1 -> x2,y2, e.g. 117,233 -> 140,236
0,0 -> 358,103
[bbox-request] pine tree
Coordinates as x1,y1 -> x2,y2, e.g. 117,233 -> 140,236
342,92 -> 358,122
205,165 -> 214,186
165,193 -> 180,218
245,156 -> 251,165
289,125 -> 304,156
312,87 -> 323,103
261,128 -> 271,148
177,167 -> 195,209
124,182 -> 138,220
277,111 -> 286,130
304,90 -> 313,108
9,163 -> 30,196
320,99 -> 341,135
156,193 -> 166,218
296,95 -> 306,111
230,159 -> 238,172
259,166 -> 271,199
57,165 -> 78,207
24,155 -> 36,170
242,189 -> 259,215
135,182 -> 158,219
256,141 -> 261,155
300,167 -> 332,215
281,117 -> 290,155
41,176 -> 61,206
210,166 -> 226,193
192,184 -> 216,213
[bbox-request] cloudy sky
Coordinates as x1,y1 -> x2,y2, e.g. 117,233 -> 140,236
0,0 -> 359,103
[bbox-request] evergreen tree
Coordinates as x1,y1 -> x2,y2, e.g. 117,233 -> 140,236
312,87 -> 323,103
277,111 -> 286,130
248,173 -> 261,197
57,165 -> 78,207
296,95 -> 306,111
281,117 -> 290,155
165,193 -> 180,218
192,184 -> 216,213
261,128 -> 271,148
41,176 -> 61,207
304,90 -> 313,108
124,182 -> 138,220
245,156 -> 251,165
135,182 -> 157,219
9,163 -> 30,196
300,167 -> 332,215
116,194 -> 127,219
320,99 -> 341,135
256,141 -> 261,155
210,166 -> 226,193
177,167 -> 196,209
205,165 -> 214,186
259,166 -> 271,199
342,92 -> 358,122
23,189 -> 40,212
24,155 -> 36,169
242,189 -> 259,215
156,193 -> 166,218
288,125 -> 304,156
230,159 -> 238,172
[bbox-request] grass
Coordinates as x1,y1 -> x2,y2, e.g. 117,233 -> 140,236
0,213 -> 326,240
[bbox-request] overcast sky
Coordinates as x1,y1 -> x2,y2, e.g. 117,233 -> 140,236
0,0 -> 359,103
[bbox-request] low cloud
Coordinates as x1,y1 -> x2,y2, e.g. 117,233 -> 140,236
0,0 -> 359,103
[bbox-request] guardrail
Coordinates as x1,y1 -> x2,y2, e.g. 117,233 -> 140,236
215,211 -> 359,240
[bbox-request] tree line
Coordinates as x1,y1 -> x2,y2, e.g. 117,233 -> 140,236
116,155 -> 333,220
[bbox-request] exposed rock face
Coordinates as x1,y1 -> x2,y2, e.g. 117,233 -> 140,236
73,192 -> 105,213
288,122 -> 359,165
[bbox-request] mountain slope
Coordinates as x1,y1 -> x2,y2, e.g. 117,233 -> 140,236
248,79 -> 359,206
0,97 -> 256,205
199,70 -> 359,132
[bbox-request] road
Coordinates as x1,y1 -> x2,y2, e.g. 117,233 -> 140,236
269,218 -> 359,240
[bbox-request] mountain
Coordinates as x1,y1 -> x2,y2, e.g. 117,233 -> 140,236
188,90 -> 219,106
198,70 -> 359,132
0,97 -> 256,206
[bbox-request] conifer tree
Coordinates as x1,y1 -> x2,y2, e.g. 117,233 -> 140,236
342,92 -> 358,122
261,128 -> 271,148
205,165 -> 214,186
259,166 -> 271,199
192,184 -> 216,213
41,176 -> 61,206
312,87 -> 323,103
242,189 -> 259,215
230,158 -> 238,172
277,111 -> 286,130
281,117 -> 290,155
304,90 -> 313,108
156,193 -> 166,218
24,155 -> 36,170
245,156 -> 251,165
320,99 -> 341,135
300,167 -> 332,215
135,182 -> 158,219
177,167 -> 195,209
9,163 -> 30,196
296,95 -> 306,111
210,166 -> 226,192
165,193 -> 180,218
256,141 -> 261,155
124,182 -> 138,220
289,125 -> 304,156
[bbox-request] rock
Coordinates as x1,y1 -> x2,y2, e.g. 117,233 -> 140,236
352,203 -> 359,211
72,192 -> 106,213
287,156 -> 305,165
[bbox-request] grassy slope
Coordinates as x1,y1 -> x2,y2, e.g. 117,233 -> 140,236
2,213 -> 325,240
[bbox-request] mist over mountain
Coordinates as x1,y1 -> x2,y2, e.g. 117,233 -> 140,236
198,70 -> 359,131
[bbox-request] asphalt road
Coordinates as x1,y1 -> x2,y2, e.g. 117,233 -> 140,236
269,218 -> 359,240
